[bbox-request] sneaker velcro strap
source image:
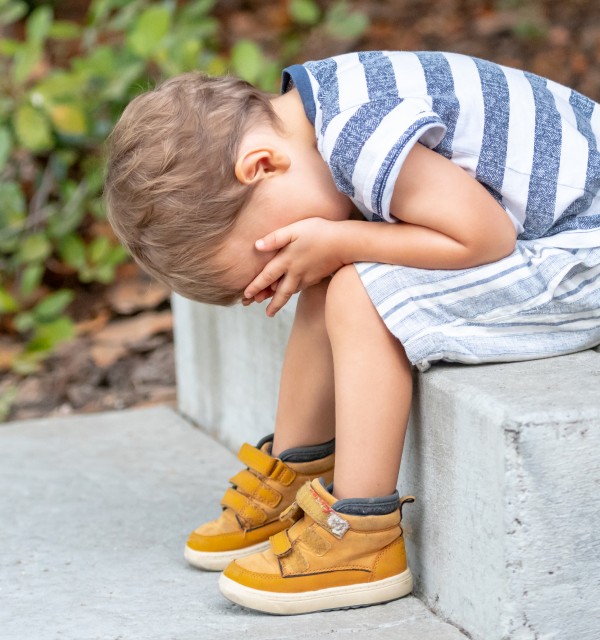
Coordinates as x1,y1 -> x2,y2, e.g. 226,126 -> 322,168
295,482 -> 350,539
270,460 -> 296,486
269,530 -> 292,557
221,487 -> 267,527
229,470 -> 282,508
237,443 -> 276,477
237,443 -> 297,486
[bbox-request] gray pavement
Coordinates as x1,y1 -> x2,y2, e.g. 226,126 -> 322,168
0,406 -> 466,640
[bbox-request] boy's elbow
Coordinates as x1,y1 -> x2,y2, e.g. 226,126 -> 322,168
468,225 -> 517,266
491,221 -> 518,260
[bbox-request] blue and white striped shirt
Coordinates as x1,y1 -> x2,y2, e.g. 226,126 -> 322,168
282,51 -> 600,248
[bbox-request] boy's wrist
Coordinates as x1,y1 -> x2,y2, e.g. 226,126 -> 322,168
336,220 -> 366,265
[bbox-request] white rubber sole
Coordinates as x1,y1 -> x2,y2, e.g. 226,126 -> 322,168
218,568 -> 413,615
184,540 -> 271,571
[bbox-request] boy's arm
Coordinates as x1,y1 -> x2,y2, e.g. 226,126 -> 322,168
337,142 -> 517,269
245,143 -> 517,315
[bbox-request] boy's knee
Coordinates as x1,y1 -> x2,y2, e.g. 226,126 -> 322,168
325,264 -> 365,327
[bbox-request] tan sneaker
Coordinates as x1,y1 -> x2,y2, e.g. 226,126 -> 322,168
184,436 -> 335,571
219,478 -> 414,614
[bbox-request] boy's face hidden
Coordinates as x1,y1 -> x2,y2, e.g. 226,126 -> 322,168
217,128 -> 352,295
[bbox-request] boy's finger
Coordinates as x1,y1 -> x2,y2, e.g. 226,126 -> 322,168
265,277 -> 298,317
254,288 -> 273,303
245,265 -> 284,298
256,227 -> 293,252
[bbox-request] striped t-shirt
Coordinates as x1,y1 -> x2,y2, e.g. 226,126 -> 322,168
281,51 -> 600,247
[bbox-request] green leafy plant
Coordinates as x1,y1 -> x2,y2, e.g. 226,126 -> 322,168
0,0 -> 368,385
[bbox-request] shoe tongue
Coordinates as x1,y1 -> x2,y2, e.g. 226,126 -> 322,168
255,433 -> 274,454
260,441 -> 273,455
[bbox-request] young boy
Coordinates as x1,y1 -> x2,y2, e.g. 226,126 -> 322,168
104,51 -> 600,615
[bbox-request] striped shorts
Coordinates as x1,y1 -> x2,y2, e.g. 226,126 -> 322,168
355,240 -> 600,372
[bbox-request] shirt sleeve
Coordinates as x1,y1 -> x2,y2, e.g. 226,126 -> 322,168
321,98 -> 447,222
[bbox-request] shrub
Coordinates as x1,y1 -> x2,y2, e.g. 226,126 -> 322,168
0,0 -> 368,376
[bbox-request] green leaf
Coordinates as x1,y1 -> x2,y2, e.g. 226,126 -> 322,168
0,96 -> 13,121
48,103 -> 87,136
79,265 -> 94,283
14,310 -> 34,333
17,233 -> 52,263
0,0 -> 27,25
26,5 -> 53,45
231,40 -> 265,85
0,286 -> 19,313
0,181 -> 26,251
289,0 -> 321,25
107,0 -> 147,33
26,316 -> 74,353
59,234 -> 87,270
12,41 -> 42,84
325,2 -> 369,40
88,0 -> 118,24
126,6 -> 171,58
255,61 -> 280,92
19,262 -> 44,297
88,235 -> 111,264
513,20 -> 547,40
46,203 -> 83,239
0,180 -> 25,216
93,263 -> 116,284
88,244 -> 128,283
100,61 -> 145,101
49,20 -> 81,40
179,0 -> 215,20
0,38 -> 20,55
32,289 -> 75,322
13,104 -> 53,152
12,351 -> 46,375
0,126 -> 12,171
105,244 -> 129,266
89,197 -> 106,220
31,71 -> 84,104
72,45 -> 116,79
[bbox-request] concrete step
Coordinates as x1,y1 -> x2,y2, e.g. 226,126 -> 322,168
0,406 -> 466,640
173,294 -> 600,640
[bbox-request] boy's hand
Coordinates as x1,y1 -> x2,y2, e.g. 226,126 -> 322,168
244,217 -> 345,317
241,282 -> 279,306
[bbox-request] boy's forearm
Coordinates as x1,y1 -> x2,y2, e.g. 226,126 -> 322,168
337,219 -> 514,270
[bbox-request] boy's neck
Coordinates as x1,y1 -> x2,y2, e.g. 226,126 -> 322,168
270,88 -> 316,149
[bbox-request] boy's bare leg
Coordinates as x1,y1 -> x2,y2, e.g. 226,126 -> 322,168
325,265 -> 413,499
271,279 -> 336,457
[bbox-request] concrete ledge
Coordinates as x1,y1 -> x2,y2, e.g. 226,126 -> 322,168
172,293 -> 296,450
173,295 -> 600,640
405,351 -> 600,640
0,406 -> 466,640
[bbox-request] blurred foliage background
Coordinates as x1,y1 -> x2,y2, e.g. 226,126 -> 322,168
0,0 -> 599,419
0,0 -> 369,380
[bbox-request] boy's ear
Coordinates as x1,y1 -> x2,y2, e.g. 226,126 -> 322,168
234,147 -> 291,185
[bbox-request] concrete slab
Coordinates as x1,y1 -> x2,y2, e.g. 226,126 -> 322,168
173,296 -> 600,640
0,406 -> 466,640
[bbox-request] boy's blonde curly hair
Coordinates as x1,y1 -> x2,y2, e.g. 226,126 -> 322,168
104,72 -> 280,305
